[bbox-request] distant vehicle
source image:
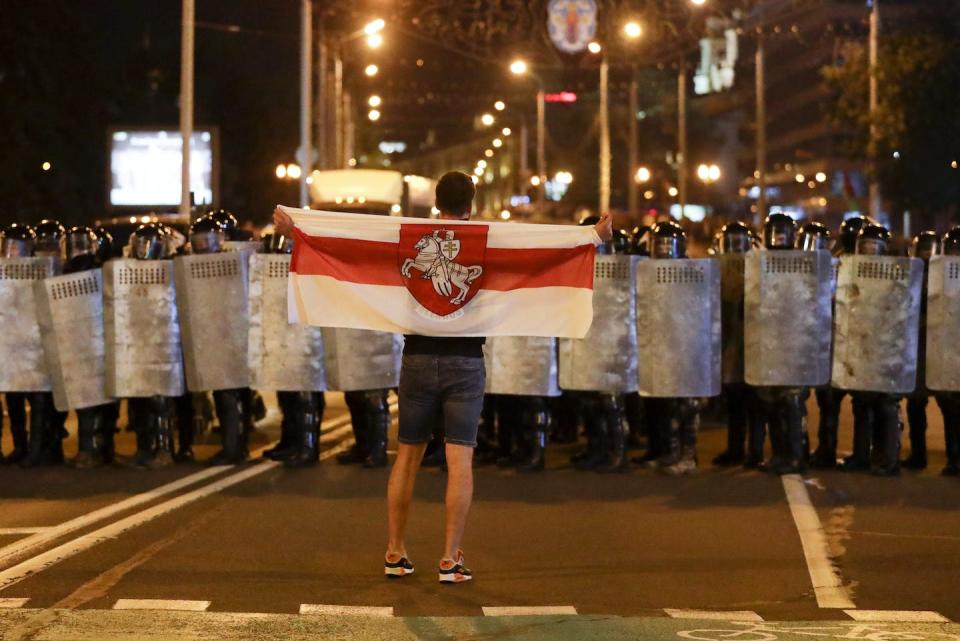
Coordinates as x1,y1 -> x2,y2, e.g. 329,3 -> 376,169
308,169 -> 436,217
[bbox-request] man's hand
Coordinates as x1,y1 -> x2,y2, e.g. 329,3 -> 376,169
595,213 -> 613,242
273,207 -> 294,237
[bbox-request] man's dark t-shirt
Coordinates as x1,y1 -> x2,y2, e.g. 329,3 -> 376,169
402,335 -> 485,358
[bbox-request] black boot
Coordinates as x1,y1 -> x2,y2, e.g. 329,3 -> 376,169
363,391 -> 390,468
842,394 -> 874,471
209,390 -> 246,465
3,394 -> 29,465
714,385 -> 747,466
285,400 -> 319,468
518,398 -> 548,473
20,393 -> 57,468
71,407 -> 107,469
597,395 -> 629,473
902,396 -> 928,469
574,396 -> 608,470
773,393 -> 807,475
337,391 -> 369,464
147,406 -> 175,470
871,396 -> 901,476
265,391 -> 297,461
128,399 -> 155,468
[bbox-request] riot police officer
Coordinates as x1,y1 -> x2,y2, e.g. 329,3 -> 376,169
810,215 -> 875,469
935,226 -> 960,476
187,215 -> 249,464
0,224 -> 39,465
646,221 -> 703,476
753,213 -> 808,474
902,231 -> 939,470
853,223 -> 904,475
62,226 -> 116,468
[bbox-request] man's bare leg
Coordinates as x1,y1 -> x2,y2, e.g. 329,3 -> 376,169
442,442 -> 474,561
386,442 -> 427,559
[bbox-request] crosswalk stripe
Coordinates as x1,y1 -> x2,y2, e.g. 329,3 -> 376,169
0,528 -> 54,536
0,598 -> 29,609
113,599 -> 211,612
299,604 -> 394,616
482,606 -> 578,616
844,610 -> 950,623
664,609 -> 764,622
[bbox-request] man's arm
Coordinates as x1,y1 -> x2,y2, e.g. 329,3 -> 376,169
273,207 -> 294,237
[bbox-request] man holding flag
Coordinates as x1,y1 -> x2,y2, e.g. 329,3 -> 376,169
274,171 -> 612,584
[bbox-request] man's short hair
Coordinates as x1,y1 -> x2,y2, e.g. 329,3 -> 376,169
435,171 -> 476,215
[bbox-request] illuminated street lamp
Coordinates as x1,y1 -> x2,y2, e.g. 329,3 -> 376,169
477,159 -> 487,169
364,18 -> 385,35
624,21 -> 643,39
696,163 -> 720,183
480,113 -> 495,127
366,33 -> 383,48
501,127 -> 512,136
286,163 -> 302,179
364,64 -> 379,77
492,138 -> 503,148
494,100 -> 506,111
554,171 -> 573,184
368,95 -> 381,107
689,0 -> 706,5
484,149 -> 494,158
368,109 -> 381,121
275,164 -> 287,179
508,58 -> 546,215
509,59 -> 528,75
635,166 -> 651,183
587,41 -> 602,54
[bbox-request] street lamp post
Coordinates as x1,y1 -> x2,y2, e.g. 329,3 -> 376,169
677,63 -> 688,218
179,0 -> 195,218
332,19 -> 384,169
628,66 -> 639,216
299,0 -> 312,207
756,30 -> 767,220
868,0 -> 880,220
510,59 -> 546,216
599,55 -> 610,216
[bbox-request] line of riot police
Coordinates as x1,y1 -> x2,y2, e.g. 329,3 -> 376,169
0,212 -> 402,471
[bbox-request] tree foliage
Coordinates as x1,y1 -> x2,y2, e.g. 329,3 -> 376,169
822,1 -> 960,223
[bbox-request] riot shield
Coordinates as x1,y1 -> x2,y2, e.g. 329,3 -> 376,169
925,256 -> 960,391
0,258 -> 56,392
719,253 -> 746,385
322,328 -> 401,391
484,336 -> 560,397
35,269 -> 110,411
832,255 -> 923,394
637,258 -> 721,398
248,254 -> 326,392
558,255 -> 640,393
174,252 -> 250,392
744,250 -> 833,387
103,259 -> 185,398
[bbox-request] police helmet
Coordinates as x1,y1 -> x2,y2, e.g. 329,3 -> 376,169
131,223 -> 167,260
720,221 -> 752,254
189,216 -> 226,255
837,215 -> 870,255
797,221 -> 831,251
34,219 -> 66,258
943,226 -> 960,256
1,223 -> 35,258
762,212 -> 797,250
63,226 -> 99,261
651,221 -> 686,259
855,223 -> 891,256
208,209 -> 239,240
911,231 -> 940,261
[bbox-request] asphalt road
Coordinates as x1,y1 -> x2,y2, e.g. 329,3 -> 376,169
1,393 -> 958,640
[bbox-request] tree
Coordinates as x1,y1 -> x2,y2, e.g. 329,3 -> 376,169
822,0 -> 960,227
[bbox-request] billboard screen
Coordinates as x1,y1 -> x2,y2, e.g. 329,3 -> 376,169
108,129 -> 217,208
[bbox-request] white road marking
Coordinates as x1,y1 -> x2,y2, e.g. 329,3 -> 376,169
299,604 -> 394,617
482,606 -> 578,616
664,609 -> 763,622
781,474 -> 856,609
844,610 -> 950,622
0,423 -> 357,593
0,597 -> 29,608
113,599 -> 210,612
0,528 -> 53,536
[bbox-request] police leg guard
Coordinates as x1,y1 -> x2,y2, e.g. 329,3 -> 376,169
496,396 -> 522,467
714,384 -> 747,466
773,393 -> 807,475
173,394 -> 194,463
337,390 -> 370,464
145,397 -> 175,470
285,392 -> 320,468
842,394 -> 874,471
903,395 -> 928,469
20,393 -> 57,468
574,395 -> 608,470
363,390 -> 390,468
128,398 -> 154,468
663,399 -> 699,476
624,392 -> 645,449
597,395 -> 629,473
870,396 -> 902,476
810,388 -> 841,468
518,397 -> 549,473
71,407 -> 107,469
632,397 -> 664,465
937,394 -> 960,476
209,390 -> 246,465
3,393 -> 29,465
265,391 -> 298,461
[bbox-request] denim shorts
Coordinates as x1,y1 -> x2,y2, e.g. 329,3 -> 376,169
397,354 -> 486,448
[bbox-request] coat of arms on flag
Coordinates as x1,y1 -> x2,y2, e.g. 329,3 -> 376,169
398,224 -> 488,317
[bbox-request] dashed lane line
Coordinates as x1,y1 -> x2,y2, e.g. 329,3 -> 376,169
0,528 -> 54,536
482,606 -> 578,616
0,598 -> 29,608
781,474 -> 856,609
0,421 -> 359,594
664,609 -> 763,622
300,604 -> 394,616
113,599 -> 211,612
844,610 -> 950,623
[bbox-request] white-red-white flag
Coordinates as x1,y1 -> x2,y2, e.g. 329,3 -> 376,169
282,207 -> 600,338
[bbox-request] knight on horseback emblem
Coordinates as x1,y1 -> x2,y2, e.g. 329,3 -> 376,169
400,229 -> 484,307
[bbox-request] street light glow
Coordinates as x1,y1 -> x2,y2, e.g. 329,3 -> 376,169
509,59 -> 528,75
364,18 -> 385,35
275,164 -> 287,179
41,161 -> 51,171
689,0 -> 706,5
587,41 -> 602,54
635,166 -> 651,183
668,186 -> 679,197
502,127 -> 512,136
286,163 -> 301,179
492,138 -> 503,148
368,109 -> 381,121
697,164 -> 720,183
500,210 -> 511,220
530,175 -> 541,186
708,164 -> 721,181
795,173 -> 805,183
815,171 -> 827,183
484,149 -> 494,158
481,113 -> 495,126
365,64 -> 379,77
368,95 -> 382,108
473,166 -> 484,176
624,21 -> 643,39
555,171 -> 573,184
477,160 -> 487,169
366,33 -> 383,48
494,100 -> 506,111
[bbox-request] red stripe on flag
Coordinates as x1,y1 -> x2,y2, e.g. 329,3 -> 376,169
292,228 -> 594,290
